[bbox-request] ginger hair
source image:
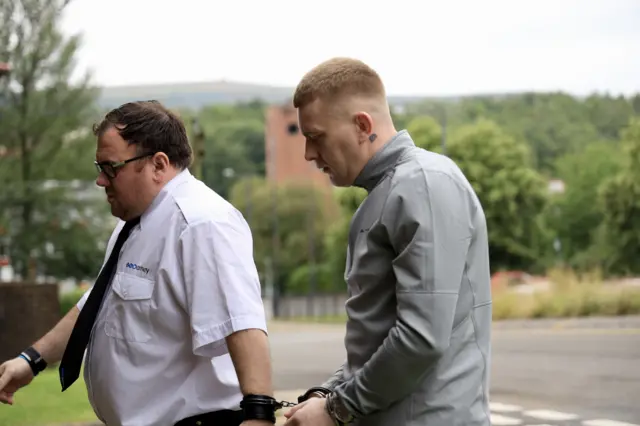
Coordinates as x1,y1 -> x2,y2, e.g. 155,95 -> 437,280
293,57 -> 387,109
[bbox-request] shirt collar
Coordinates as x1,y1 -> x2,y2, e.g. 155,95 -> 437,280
139,168 -> 193,230
353,130 -> 415,192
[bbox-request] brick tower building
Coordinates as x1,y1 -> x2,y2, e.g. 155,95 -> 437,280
264,102 -> 332,189
0,62 -> 10,77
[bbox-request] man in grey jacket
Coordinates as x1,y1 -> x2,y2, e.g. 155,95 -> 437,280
283,57 -> 492,426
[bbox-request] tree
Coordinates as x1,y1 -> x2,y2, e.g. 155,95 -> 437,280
550,142 -> 624,270
0,0 -> 109,281
456,93 -> 601,174
406,116 -> 442,153
228,177 -> 338,295
599,118 -> 640,275
584,94 -> 636,140
444,119 -> 550,272
194,102 -> 266,199
403,93 -> 638,176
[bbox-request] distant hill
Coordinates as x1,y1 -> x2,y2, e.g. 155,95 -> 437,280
97,79 -> 469,110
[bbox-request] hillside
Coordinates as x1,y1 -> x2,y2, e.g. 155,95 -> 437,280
97,79 -> 466,110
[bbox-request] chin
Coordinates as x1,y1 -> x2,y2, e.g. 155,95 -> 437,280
329,176 -> 351,188
109,205 -> 125,220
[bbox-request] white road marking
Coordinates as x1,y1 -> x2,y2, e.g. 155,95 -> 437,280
583,420 -> 640,426
524,409 -> 579,421
491,402 -> 523,412
491,413 -> 523,425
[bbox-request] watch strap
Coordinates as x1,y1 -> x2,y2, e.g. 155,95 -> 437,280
326,391 -> 355,424
19,347 -> 47,376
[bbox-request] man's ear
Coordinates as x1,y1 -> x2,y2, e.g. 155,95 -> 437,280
354,111 -> 374,144
152,152 -> 170,175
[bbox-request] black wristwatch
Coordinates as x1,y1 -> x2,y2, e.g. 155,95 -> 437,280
326,392 -> 355,425
18,347 -> 47,377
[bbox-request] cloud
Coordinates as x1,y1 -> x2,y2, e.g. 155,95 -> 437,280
60,0 -> 640,96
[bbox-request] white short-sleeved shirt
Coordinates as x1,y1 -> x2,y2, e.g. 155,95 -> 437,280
76,169 -> 267,426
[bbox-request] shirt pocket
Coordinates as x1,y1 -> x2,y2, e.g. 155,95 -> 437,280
105,272 -> 155,343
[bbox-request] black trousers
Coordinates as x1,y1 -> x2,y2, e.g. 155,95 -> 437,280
174,409 -> 243,426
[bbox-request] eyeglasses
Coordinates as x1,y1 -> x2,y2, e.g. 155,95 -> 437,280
94,152 -> 155,179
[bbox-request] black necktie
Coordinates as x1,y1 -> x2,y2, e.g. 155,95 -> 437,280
59,217 -> 140,391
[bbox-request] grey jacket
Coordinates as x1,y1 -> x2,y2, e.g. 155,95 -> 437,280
325,131 -> 492,426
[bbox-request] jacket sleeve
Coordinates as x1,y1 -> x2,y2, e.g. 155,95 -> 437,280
321,361 -> 346,390
332,170 -> 473,417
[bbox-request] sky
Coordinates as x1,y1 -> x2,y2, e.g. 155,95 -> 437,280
60,0 -> 640,97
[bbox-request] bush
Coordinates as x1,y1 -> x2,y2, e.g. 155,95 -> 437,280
58,288 -> 86,316
492,267 -> 640,320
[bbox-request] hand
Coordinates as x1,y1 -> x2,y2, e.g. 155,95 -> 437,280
283,397 -> 334,426
0,357 -> 34,405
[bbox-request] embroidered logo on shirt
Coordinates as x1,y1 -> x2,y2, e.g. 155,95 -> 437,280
126,262 -> 150,275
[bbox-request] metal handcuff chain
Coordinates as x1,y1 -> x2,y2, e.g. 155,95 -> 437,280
275,386 -> 332,410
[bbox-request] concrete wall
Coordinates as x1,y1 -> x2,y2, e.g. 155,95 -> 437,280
263,293 -> 349,320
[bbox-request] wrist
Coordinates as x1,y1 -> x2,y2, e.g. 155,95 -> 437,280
240,394 -> 277,424
18,346 -> 47,377
326,391 -> 355,425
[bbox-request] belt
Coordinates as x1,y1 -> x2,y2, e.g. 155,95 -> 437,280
174,409 -> 243,426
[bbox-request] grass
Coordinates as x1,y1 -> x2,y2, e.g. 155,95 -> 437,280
492,268 -> 640,320
0,367 -> 98,426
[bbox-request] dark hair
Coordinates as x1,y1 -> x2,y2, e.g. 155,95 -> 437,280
93,100 -> 193,169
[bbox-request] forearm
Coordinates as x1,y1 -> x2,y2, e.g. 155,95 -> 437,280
226,328 -> 273,396
31,306 -> 80,364
334,292 -> 458,417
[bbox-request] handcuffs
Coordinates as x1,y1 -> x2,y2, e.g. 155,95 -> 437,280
266,386 -> 354,425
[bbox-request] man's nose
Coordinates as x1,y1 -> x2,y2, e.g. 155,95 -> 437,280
304,140 -> 317,162
96,173 -> 109,188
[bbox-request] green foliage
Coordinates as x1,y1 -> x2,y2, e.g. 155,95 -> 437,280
407,115 -> 442,153
59,287 -> 86,316
228,177 -> 337,295
0,0 -> 111,281
446,119 -> 550,271
287,262 -> 337,294
407,93 -> 637,175
549,142 -> 624,270
492,268 -> 640,320
334,186 -> 368,214
190,102 -> 267,199
598,118 -> 640,275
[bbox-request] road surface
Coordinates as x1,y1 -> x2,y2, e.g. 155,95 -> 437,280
269,317 -> 640,426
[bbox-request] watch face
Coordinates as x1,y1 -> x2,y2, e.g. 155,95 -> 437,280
331,394 -> 354,422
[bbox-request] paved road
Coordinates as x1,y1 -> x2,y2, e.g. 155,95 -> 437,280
269,318 -> 640,425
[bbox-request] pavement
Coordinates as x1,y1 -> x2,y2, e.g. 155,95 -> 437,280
268,316 -> 640,426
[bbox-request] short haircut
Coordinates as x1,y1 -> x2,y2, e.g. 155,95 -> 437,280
293,57 -> 386,109
93,100 -> 193,169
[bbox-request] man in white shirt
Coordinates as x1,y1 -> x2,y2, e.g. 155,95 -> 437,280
0,100 -> 279,426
